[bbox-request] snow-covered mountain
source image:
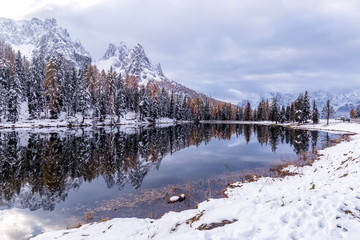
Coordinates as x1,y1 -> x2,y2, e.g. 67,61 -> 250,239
96,42 -> 217,101
0,17 -> 91,67
240,90 -> 360,116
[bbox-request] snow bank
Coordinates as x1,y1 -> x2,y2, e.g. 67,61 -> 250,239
31,122 -> 360,240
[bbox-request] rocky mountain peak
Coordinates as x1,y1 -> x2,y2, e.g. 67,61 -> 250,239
0,17 -> 91,68
102,43 -> 117,59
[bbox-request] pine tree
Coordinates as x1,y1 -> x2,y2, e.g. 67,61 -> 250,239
168,91 -> 175,119
269,97 -> 280,123
235,106 -> 243,120
311,100 -> 320,124
322,99 -> 335,125
139,86 -> 150,120
285,105 -> 291,122
114,74 -> 126,122
7,51 -> 23,122
203,98 -> 211,120
356,106 -> 360,118
302,91 -> 311,123
106,67 -> 117,123
279,106 -> 286,123
77,68 -> 91,122
0,59 -> 9,121
256,100 -> 264,121
159,88 -> 169,118
294,94 -> 304,123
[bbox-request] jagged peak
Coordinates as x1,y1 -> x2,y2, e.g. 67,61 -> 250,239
155,63 -> 164,77
102,43 -> 117,59
118,41 -> 128,50
44,18 -> 57,27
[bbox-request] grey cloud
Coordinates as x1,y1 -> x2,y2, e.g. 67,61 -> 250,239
21,0 -> 360,102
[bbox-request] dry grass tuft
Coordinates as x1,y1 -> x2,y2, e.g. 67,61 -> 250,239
197,219 -> 238,230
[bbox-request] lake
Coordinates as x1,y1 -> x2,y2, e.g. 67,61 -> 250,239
0,123 -> 340,240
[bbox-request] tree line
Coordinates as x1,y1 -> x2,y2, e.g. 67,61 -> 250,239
0,40 -> 336,124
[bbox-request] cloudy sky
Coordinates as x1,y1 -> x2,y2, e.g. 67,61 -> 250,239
2,0 -> 360,103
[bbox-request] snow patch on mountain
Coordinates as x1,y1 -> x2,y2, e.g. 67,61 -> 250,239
0,17 -> 91,67
95,42 -> 217,102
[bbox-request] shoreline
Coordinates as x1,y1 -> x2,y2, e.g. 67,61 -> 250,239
31,120 -> 360,239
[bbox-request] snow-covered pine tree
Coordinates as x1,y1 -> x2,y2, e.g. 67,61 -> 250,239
279,105 -> 286,123
302,91 -> 311,123
44,55 -> 61,119
182,96 -> 191,120
269,96 -> 280,123
285,105 -> 291,122
106,67 -> 117,123
159,88 -> 169,118
203,98 -> 211,120
77,68 -> 91,122
114,74 -> 126,122
235,106 -> 243,120
62,66 -> 76,117
256,100 -> 264,121
7,51 -> 23,123
28,57 -> 44,119
174,95 -> 184,120
0,59 -> 9,121
168,91 -> 175,119
14,51 -> 26,101
138,86 -> 150,121
312,100 -> 320,124
294,93 -> 304,123
97,70 -> 108,122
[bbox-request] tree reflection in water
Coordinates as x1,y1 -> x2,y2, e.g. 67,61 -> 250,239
0,124 -> 333,212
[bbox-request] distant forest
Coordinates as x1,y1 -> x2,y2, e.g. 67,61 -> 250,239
0,40 -> 334,124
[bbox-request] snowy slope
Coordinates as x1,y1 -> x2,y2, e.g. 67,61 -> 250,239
0,17 -> 91,67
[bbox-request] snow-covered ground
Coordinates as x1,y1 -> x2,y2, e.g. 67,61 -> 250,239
30,120 -> 360,240
0,110 -> 178,129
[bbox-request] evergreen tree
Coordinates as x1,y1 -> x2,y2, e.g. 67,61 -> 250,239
302,91 -> 311,122
0,60 -> 9,121
356,106 -> 360,118
77,68 -> 91,122
269,97 -> 280,123
159,88 -> 169,118
235,106 -> 243,120
285,105 -> 291,122
203,98 -> 211,120
7,52 -> 23,122
138,86 -> 150,120
114,74 -> 126,122
322,99 -> 335,125
294,94 -> 304,123
168,91 -> 175,119
279,106 -> 286,123
311,100 -> 320,124
256,100 -> 264,121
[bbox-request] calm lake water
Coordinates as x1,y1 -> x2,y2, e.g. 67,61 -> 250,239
0,124 -> 340,240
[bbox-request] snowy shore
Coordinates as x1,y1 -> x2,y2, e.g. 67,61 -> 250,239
31,120 -> 360,240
